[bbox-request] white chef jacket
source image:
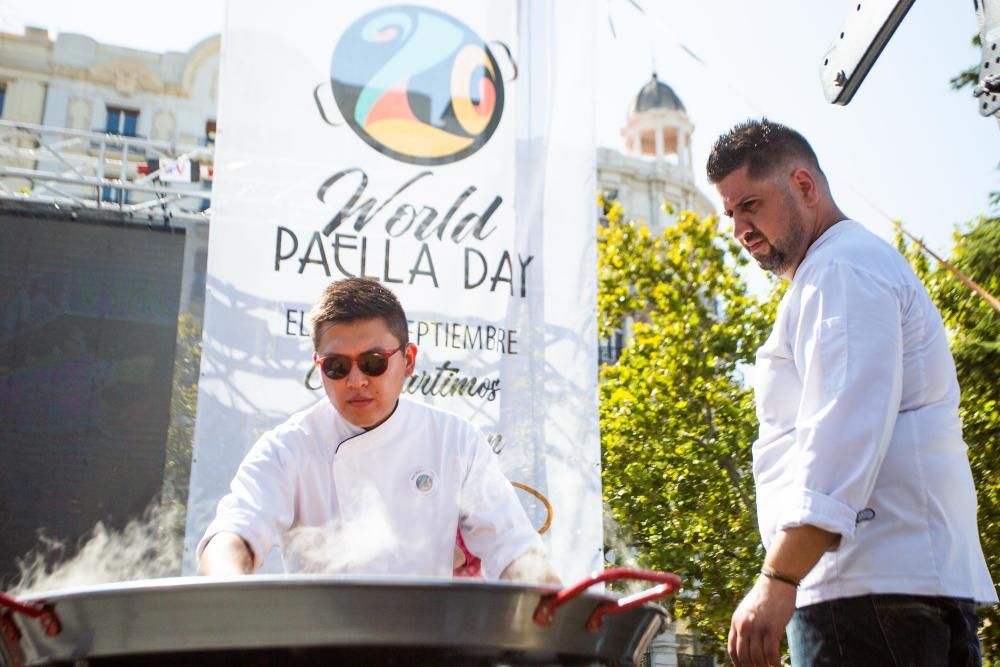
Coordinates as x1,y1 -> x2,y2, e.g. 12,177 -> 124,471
754,220 -> 996,607
198,396 -> 542,579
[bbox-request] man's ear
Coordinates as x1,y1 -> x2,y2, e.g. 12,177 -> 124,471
403,342 -> 418,377
790,167 -> 819,207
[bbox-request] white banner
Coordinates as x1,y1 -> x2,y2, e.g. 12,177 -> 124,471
184,0 -> 600,580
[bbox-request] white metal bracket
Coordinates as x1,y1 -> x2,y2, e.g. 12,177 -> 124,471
973,0 -> 1000,117
820,0 -> 916,105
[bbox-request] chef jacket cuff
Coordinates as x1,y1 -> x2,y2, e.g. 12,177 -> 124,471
773,488 -> 858,544
197,518 -> 270,571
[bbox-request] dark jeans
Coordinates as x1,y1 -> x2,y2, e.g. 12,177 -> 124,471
787,594 -> 982,666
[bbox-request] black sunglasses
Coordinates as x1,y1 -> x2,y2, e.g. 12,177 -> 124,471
312,346 -> 405,380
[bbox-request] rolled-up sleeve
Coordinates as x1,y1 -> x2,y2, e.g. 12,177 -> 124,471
196,434 -> 297,570
774,262 -> 903,543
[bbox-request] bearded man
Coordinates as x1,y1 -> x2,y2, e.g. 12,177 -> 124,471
707,119 -> 996,667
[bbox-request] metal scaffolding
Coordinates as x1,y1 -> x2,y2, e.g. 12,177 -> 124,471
0,120 -> 213,225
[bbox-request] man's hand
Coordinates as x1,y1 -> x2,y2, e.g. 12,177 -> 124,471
198,531 -> 254,576
728,525 -> 840,665
728,575 -> 797,667
499,548 -> 561,586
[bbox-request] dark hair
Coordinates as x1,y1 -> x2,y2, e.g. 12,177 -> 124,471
308,278 -> 408,350
706,118 -> 822,184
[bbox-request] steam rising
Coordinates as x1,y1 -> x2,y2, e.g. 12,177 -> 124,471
283,484 -> 406,574
10,505 -> 184,597
8,482 -> 561,597
603,508 -> 649,595
284,517 -> 402,575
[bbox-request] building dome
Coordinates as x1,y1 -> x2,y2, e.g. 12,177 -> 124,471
620,72 -> 693,166
632,73 -> 686,114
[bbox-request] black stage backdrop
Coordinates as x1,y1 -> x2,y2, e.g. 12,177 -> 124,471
0,205 -> 185,586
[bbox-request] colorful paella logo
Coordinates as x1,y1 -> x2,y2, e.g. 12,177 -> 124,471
330,6 -> 505,166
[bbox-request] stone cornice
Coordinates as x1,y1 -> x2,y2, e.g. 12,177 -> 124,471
49,61 -> 193,98
89,59 -> 165,97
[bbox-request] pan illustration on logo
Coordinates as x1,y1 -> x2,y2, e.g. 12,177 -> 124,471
322,6 -> 512,166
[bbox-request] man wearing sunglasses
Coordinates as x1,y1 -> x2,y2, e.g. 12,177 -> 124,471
198,277 -> 558,585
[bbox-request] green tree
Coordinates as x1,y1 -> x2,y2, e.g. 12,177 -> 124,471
898,216 -> 1000,660
598,203 -> 782,655
944,37 -> 1000,659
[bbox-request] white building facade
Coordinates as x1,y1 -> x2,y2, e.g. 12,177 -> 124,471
1,27 -> 219,145
596,72 -> 716,373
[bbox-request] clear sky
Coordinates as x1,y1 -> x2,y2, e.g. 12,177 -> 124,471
596,1 -> 999,258
2,0 -> 997,256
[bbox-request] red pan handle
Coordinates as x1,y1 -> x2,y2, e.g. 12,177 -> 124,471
0,591 -> 61,637
533,567 -> 681,632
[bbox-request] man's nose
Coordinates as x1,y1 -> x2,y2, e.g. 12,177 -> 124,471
345,363 -> 368,387
732,215 -> 754,241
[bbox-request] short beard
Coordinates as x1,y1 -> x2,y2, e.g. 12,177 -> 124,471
757,192 -> 807,276
756,244 -> 794,275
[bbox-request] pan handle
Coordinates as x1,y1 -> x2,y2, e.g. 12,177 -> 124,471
533,567 -> 681,632
0,591 -> 61,637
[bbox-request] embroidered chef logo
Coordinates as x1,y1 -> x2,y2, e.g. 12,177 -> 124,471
328,5 -> 506,165
411,469 -> 436,494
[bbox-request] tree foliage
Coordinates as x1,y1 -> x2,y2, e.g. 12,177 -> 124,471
898,216 -> 1000,660
598,202 -> 782,654
944,40 -> 1000,660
